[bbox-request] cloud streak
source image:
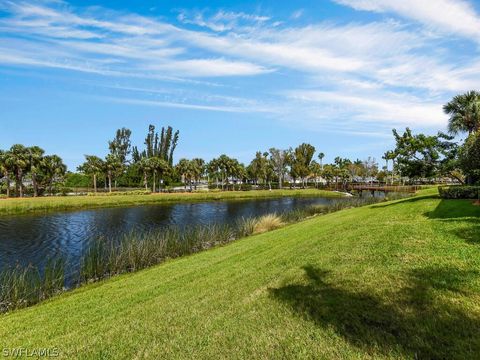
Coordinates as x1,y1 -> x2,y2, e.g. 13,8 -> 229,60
333,0 -> 480,40
0,0 -> 478,145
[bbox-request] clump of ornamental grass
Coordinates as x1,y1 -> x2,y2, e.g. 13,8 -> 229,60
236,217 -> 258,237
253,214 -> 284,234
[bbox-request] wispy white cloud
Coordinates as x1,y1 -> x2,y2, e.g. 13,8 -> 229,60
0,0 -> 477,142
177,10 -> 270,32
291,9 -> 304,20
285,89 -> 446,128
97,96 -> 279,114
0,1 -> 271,78
333,0 -> 480,40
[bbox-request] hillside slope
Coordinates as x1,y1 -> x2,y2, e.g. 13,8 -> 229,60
2,190 -> 480,359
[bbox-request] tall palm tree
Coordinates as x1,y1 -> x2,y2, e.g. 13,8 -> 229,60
104,154 -> 122,193
176,158 -> 194,191
206,159 -> 220,189
9,144 -> 29,197
149,157 -> 169,193
191,158 -> 205,190
382,151 -> 390,184
78,155 -> 104,194
28,146 -> 45,197
318,152 -> 325,171
42,155 -> 66,194
0,150 -> 12,197
443,91 -> 480,135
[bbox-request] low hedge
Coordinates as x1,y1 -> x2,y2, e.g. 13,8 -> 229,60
87,190 -> 152,197
439,186 -> 480,199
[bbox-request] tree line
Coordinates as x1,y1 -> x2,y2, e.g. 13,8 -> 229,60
1,90 -> 479,197
386,90 -> 480,185
0,145 -> 66,197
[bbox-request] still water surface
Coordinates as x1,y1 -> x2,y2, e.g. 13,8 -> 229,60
0,196 -> 344,274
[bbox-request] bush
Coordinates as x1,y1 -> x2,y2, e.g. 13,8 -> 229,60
439,186 -> 480,199
87,190 -> 151,197
253,214 -> 284,234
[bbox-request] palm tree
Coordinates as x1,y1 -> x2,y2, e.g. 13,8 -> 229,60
443,91 -> 480,135
207,159 -> 220,189
104,154 -> 122,193
0,150 -> 12,197
191,158 -> 205,190
78,155 -> 104,193
176,159 -> 194,191
318,152 -> 325,171
42,155 -> 66,194
28,146 -> 45,197
138,157 -> 152,191
216,155 -> 232,190
310,160 -> 322,188
149,157 -> 169,193
9,144 -> 29,197
382,151 -> 390,185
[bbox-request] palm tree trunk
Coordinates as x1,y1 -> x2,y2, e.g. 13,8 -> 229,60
152,171 -> 156,193
5,173 -> 10,198
15,172 -> 20,197
18,170 -> 24,198
108,173 -> 112,193
392,159 -> 396,185
93,174 -> 97,193
32,173 -> 38,197
143,171 -> 148,191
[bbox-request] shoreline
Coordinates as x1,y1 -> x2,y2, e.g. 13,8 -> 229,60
0,189 -> 345,216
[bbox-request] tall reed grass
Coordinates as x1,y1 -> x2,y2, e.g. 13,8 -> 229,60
0,259 -> 64,313
0,192 -> 411,313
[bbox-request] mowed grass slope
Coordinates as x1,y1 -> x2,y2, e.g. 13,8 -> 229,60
0,189 -> 342,215
2,189 -> 480,359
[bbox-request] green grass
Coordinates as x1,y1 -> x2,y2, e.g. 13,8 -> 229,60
0,189 -> 342,215
1,188 -> 480,359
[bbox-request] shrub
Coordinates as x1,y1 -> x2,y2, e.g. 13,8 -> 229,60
87,190 -> 151,197
236,217 -> 257,237
253,214 -> 284,234
439,186 -> 480,199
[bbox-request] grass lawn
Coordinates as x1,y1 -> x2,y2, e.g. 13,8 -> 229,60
1,188 -> 479,359
0,189 -> 342,215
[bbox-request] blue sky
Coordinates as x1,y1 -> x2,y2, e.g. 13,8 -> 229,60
1,0 -> 479,170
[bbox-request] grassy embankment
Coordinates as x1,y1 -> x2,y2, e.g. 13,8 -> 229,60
0,189 -> 343,216
1,188 -> 480,359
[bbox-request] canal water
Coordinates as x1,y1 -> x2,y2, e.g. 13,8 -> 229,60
0,196 -> 346,275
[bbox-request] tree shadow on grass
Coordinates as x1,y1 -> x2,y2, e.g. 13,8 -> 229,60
424,199 -> 480,220
452,225 -> 480,245
370,195 -> 439,210
269,265 -> 480,359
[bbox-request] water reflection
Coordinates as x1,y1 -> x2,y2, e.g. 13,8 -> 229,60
0,197 -> 338,273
